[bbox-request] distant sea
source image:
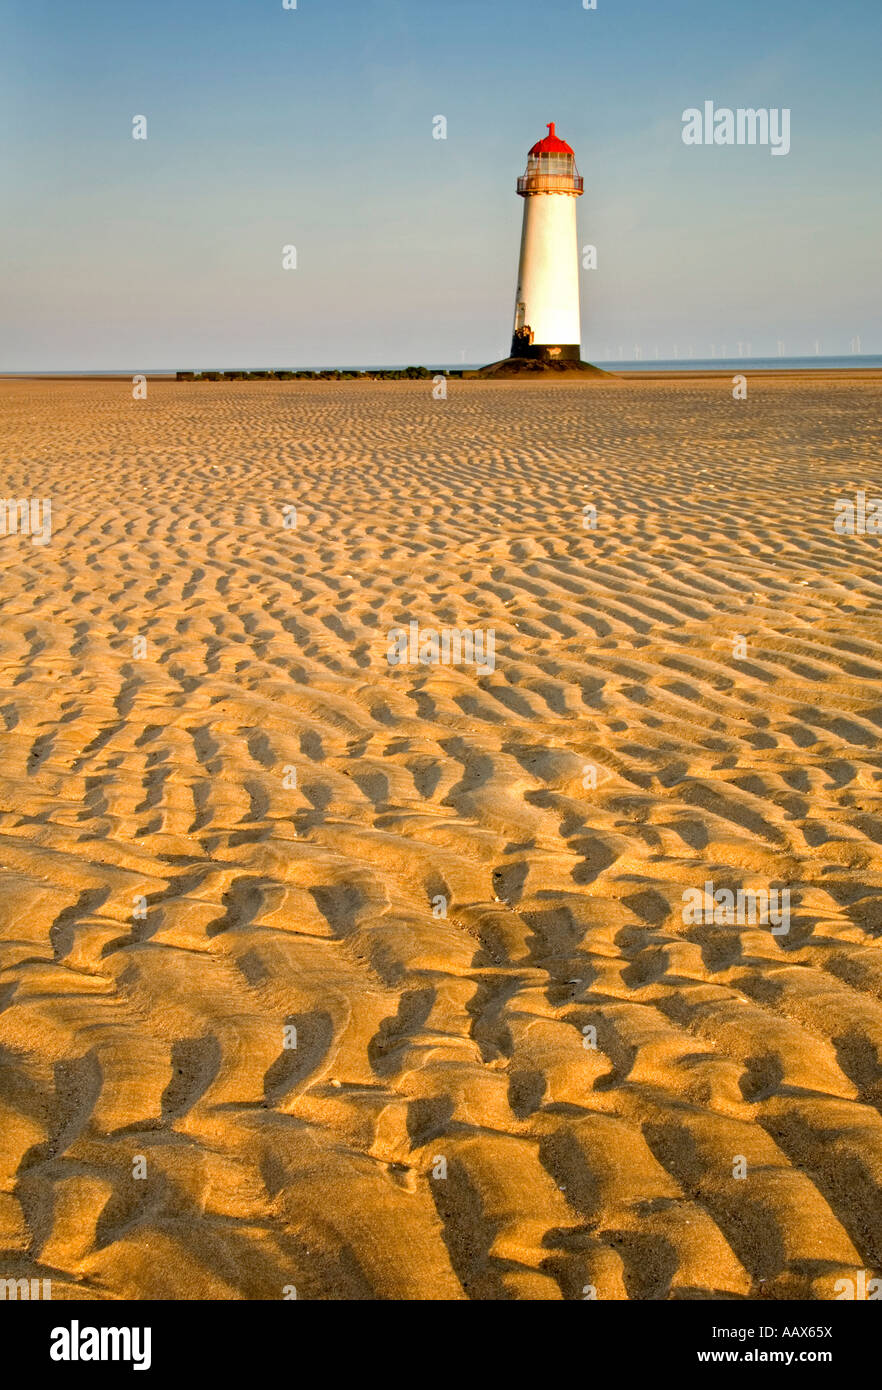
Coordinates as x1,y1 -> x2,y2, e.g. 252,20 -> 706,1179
4,356 -> 881,376
440,355 -> 882,373
596,355 -> 882,372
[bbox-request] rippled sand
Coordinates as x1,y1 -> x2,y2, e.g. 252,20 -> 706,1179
1,374 -> 881,1300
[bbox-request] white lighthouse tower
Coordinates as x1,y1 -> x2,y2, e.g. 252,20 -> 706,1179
511,123 -> 584,363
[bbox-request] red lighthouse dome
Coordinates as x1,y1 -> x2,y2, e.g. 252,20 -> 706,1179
517,123 -> 583,197
529,122 -> 574,157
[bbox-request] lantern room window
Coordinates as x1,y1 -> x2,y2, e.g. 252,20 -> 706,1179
517,140 -> 584,196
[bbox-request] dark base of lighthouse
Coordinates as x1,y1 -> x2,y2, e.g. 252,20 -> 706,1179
477,353 -> 610,379
509,340 -> 582,363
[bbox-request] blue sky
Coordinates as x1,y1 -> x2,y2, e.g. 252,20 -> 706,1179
1,0 -> 879,368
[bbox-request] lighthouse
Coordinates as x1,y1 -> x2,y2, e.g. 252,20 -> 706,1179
511,123 -> 584,364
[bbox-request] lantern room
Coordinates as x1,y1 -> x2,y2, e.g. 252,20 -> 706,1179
517,123 -> 584,196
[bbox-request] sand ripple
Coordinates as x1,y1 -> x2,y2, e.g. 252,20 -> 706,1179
1,376 -> 881,1299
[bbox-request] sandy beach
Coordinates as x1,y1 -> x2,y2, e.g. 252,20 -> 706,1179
1,373 -> 881,1301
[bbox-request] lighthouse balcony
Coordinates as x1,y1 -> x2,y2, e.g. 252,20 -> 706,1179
517,171 -> 584,195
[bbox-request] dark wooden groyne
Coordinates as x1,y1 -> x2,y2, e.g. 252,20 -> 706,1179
174,367 -> 465,382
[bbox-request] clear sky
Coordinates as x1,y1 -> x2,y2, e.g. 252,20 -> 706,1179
2,0 -> 880,368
